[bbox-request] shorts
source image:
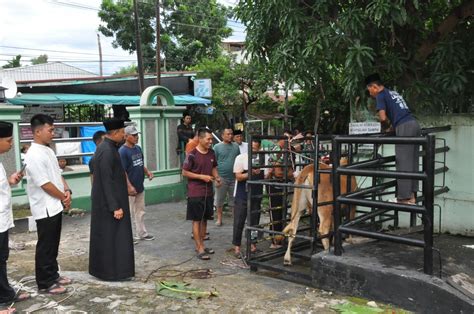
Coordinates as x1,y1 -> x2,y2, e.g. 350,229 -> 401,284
214,178 -> 235,208
186,196 -> 214,221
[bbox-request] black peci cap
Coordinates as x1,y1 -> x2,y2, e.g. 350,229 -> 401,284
0,121 -> 13,138
103,118 -> 125,131
365,73 -> 382,86
233,129 -> 243,136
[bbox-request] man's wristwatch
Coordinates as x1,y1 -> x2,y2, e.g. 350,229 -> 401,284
65,189 -> 72,194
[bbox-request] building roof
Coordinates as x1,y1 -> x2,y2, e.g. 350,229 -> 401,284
0,62 -> 98,82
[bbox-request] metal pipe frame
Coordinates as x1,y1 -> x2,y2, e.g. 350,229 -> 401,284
337,168 -> 427,180
335,136 -> 428,145
332,133 -> 441,275
338,196 -> 426,214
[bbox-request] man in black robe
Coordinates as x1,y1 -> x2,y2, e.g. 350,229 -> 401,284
89,118 -> 135,281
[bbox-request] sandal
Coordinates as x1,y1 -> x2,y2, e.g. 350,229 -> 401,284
191,232 -> 210,241
13,292 -> 30,303
40,283 -> 67,295
0,292 -> 30,307
204,248 -> 215,254
56,276 -> 73,285
196,252 -> 210,260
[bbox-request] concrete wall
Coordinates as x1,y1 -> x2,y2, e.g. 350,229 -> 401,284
369,115 -> 474,235
418,115 -> 474,235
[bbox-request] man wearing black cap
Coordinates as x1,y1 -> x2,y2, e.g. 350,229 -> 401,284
365,73 -> 421,204
233,129 -> 248,154
89,118 -> 135,281
0,121 -> 30,310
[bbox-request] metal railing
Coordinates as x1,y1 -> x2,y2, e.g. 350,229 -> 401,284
18,121 -> 131,159
332,126 -> 451,275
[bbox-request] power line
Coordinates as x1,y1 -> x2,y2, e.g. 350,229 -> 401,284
47,0 -> 246,33
0,45 -> 132,58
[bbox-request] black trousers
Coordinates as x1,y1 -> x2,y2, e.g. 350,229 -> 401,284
0,230 -> 15,304
268,185 -> 286,233
232,198 -> 262,247
35,212 -> 62,289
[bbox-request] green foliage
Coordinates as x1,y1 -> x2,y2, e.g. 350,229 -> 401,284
31,54 -> 48,65
113,63 -> 138,75
236,0 -> 474,132
2,55 -> 22,68
189,55 -> 276,128
98,0 -> 232,71
156,281 -> 218,299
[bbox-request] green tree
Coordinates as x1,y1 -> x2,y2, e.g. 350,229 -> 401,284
236,0 -> 474,133
190,55 -> 276,128
2,55 -> 22,68
31,54 -> 48,65
98,0 -> 232,71
113,64 -> 138,75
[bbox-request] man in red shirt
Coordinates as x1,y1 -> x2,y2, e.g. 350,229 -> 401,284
182,128 -> 221,260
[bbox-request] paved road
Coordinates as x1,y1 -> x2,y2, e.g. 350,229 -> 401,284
6,201 -> 351,312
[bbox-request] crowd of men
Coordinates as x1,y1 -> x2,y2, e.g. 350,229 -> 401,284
0,73 -> 420,312
0,115 -> 156,313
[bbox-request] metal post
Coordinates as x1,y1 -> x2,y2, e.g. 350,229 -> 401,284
282,137 -> 289,237
332,136 -> 342,255
311,134 -> 319,253
423,135 -> 435,275
370,143 -> 378,229
246,135 -> 253,261
345,143 -> 353,222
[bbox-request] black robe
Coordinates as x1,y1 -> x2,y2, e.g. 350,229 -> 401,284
89,138 -> 135,280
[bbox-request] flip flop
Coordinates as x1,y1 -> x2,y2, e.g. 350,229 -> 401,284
13,292 -> 30,303
196,252 -> 210,260
40,283 -> 67,295
56,276 -> 73,285
204,248 -> 215,254
0,292 -> 30,307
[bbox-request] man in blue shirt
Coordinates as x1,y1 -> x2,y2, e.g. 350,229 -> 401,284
119,125 -> 155,241
366,73 -> 421,204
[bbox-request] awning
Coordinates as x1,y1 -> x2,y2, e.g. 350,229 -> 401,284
7,93 -> 211,106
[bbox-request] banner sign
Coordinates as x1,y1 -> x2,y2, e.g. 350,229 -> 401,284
349,122 -> 381,135
193,79 -> 212,98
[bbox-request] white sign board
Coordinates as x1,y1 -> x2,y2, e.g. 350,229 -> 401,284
349,122 -> 381,152
193,79 -> 212,98
349,122 -> 381,135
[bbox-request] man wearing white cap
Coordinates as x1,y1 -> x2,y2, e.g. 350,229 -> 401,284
119,125 -> 154,241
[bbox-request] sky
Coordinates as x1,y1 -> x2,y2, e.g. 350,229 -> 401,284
0,0 -> 245,76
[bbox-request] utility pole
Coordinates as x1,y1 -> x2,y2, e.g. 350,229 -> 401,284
284,85 -> 289,130
133,0 -> 145,93
97,34 -> 103,76
155,0 -> 161,86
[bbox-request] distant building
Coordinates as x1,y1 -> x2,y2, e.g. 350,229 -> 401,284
0,62 -> 98,82
222,40 -> 247,64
